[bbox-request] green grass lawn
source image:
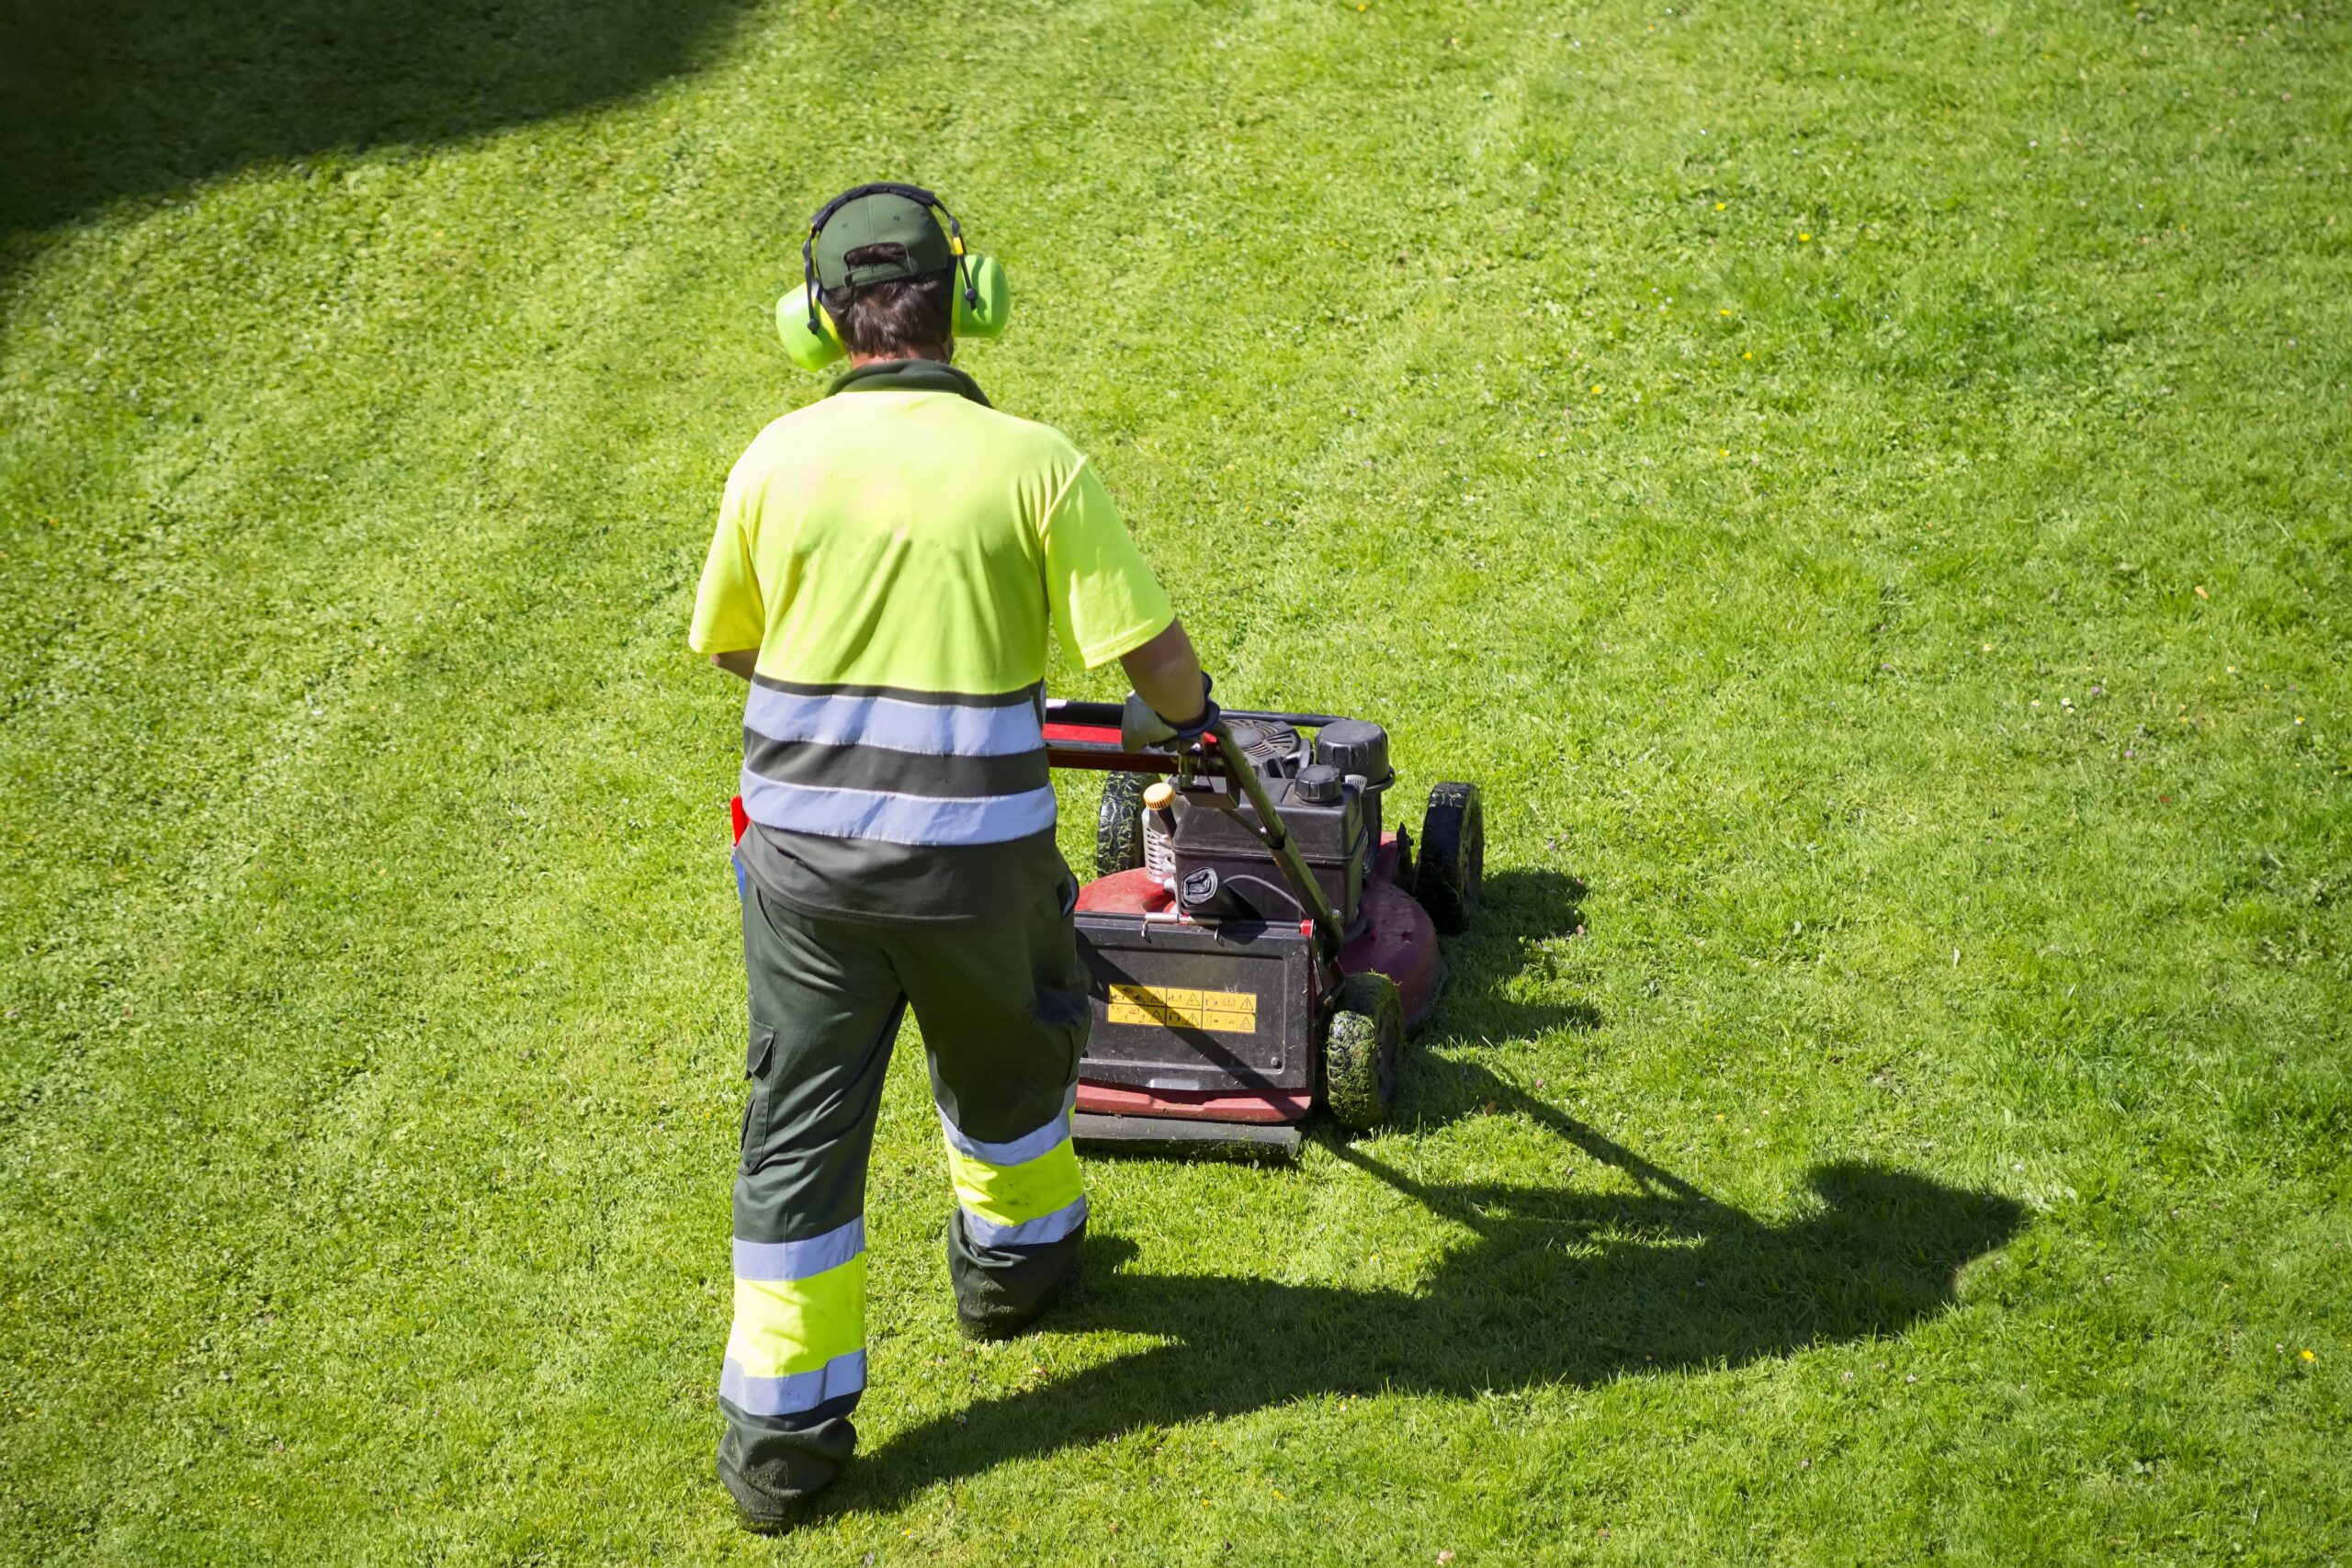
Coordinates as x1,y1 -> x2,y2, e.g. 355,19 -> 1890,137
4,0 -> 2347,1560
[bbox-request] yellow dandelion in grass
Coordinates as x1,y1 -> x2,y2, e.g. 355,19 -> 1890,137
1720,307 -> 1734,316
1714,201 -> 1727,210
1720,447 -> 1729,456
1743,351 -> 1754,359
1799,232 -> 1812,243
1591,384 -> 1603,393
2302,1348 -> 2317,1361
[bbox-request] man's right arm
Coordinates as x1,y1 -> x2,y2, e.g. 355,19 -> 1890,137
1119,619 -> 1208,725
689,464 -> 766,671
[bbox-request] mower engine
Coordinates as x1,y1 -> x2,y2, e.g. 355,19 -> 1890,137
1158,716 -> 1389,930
1044,700 -> 1482,1155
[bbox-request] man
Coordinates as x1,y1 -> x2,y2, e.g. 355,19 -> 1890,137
687,184 -> 1214,1530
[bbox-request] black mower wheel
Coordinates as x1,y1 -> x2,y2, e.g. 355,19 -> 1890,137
1415,782 -> 1484,934
1323,972 -> 1402,1132
1095,773 -> 1152,878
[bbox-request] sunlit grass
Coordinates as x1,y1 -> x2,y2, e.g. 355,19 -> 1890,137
2,0 -> 2346,1561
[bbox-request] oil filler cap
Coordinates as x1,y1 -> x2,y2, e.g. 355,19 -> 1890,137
1293,763 -> 1343,805
1312,719 -> 1390,784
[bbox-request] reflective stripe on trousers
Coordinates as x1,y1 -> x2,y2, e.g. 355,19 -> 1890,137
938,1085 -> 1089,1248
721,1216 -> 869,1418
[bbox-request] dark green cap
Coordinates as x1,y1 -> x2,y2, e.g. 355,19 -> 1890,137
812,190 -> 956,291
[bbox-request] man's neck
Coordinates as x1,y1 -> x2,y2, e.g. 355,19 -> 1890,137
826,355 -> 992,409
847,345 -> 952,368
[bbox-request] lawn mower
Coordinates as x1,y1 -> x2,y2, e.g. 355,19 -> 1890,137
1044,698 -> 1483,1155
723,701 -> 1482,1156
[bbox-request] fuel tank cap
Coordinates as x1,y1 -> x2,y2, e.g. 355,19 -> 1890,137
1293,763 -> 1344,805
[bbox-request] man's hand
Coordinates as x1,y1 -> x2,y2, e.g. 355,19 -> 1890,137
710,649 -> 759,681
1119,682 -> 1222,751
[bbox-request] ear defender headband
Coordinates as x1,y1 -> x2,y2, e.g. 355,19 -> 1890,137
775,182 -> 1011,372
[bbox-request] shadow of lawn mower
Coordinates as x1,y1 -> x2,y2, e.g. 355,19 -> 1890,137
1044,699 -> 1482,1156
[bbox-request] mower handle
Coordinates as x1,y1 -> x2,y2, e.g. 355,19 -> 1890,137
1042,697 -> 1352,775
1043,696 -> 1351,731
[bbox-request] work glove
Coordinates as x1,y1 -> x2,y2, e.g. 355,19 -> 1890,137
1119,674 -> 1221,752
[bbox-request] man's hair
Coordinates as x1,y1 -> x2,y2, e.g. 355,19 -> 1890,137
825,243 -> 954,357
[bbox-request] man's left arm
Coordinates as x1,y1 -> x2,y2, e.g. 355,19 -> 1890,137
1041,457 -> 1178,671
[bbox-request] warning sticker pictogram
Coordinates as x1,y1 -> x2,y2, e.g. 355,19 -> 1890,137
1106,984 -> 1260,1034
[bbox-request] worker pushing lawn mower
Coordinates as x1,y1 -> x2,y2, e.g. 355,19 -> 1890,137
689,182 -> 1479,1532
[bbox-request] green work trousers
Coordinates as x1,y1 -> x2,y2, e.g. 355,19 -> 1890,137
717,872 -> 1092,1519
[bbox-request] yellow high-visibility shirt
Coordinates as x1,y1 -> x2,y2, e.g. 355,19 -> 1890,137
691,360 -> 1174,923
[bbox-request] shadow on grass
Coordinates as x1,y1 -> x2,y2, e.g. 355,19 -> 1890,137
0,0 -> 754,240
842,1066 -> 2023,1509
1426,866 -> 1600,1042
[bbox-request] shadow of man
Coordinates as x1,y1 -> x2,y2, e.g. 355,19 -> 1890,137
839,1069 -> 2023,1510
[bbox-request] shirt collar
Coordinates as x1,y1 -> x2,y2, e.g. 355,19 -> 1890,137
825,357 -> 993,408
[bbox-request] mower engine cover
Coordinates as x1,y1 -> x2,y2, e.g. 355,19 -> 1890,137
1160,717 -> 1393,929
1170,771 -> 1369,927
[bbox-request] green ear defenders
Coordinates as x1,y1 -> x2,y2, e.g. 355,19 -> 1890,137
775,182 -> 1011,371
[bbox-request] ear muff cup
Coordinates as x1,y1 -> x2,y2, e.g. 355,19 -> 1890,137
776,286 -> 846,371
775,257 -> 1009,371
951,254 -> 1010,338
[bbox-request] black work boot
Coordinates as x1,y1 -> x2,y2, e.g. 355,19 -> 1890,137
718,1424 -> 847,1534
946,1212 -> 1082,1339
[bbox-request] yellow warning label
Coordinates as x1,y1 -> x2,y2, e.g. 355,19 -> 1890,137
1106,984 -> 1260,1034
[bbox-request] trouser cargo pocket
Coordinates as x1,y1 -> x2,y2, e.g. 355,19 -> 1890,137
739,1026 -> 775,1174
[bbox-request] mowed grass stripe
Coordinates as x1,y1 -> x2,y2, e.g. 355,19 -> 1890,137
2,0 -> 2346,1560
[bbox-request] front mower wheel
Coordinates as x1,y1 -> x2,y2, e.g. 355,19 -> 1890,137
1095,773 -> 1152,878
1323,972 -> 1402,1131
1415,782 -> 1484,934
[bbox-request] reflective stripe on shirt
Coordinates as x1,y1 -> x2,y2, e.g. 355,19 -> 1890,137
744,680 -> 1045,759
738,772 -> 1056,847
739,678 -> 1055,849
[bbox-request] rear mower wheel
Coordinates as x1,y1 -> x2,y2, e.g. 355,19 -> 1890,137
1415,782 -> 1484,934
1095,773 -> 1152,878
1323,972 -> 1402,1131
